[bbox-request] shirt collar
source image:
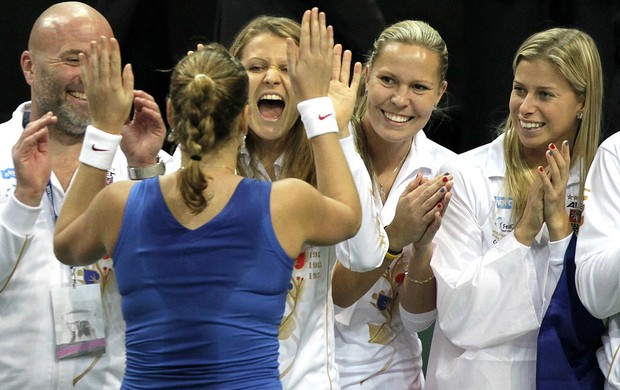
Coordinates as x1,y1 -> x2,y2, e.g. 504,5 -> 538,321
480,132 -> 581,186
239,145 -> 284,181
402,130 -> 435,175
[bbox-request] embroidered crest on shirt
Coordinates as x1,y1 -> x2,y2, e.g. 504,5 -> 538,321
567,193 -> 583,233
492,195 -> 514,244
279,252 -> 305,341
278,250 -> 309,379
358,254 -> 407,385
74,256 -> 114,291
368,256 -> 406,345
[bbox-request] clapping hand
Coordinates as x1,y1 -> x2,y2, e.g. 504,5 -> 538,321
541,141 -> 572,240
121,90 -> 166,166
11,113 -> 57,206
515,141 -> 572,244
386,173 -> 453,251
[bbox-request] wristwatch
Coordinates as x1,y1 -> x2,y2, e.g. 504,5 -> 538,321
127,156 -> 166,180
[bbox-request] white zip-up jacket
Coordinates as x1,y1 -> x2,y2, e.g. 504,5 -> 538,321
575,130 -> 620,390
403,133 -> 577,389
0,102 -> 173,389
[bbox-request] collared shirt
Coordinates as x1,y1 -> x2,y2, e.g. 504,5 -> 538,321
335,130 -> 456,389
239,145 -> 284,181
575,130 -> 620,389
240,133 -> 384,389
0,102 -> 173,389
404,133 -> 577,390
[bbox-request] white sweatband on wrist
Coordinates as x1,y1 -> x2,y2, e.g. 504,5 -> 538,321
297,97 -> 339,139
79,125 -> 122,171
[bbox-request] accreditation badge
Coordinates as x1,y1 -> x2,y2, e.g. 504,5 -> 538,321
51,283 -> 106,360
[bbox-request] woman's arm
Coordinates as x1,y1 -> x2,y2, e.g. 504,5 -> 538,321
431,161 -> 542,349
54,37 -> 134,265
576,141 -> 620,319
291,8 -> 362,242
333,174 -> 452,307
327,42 -> 387,274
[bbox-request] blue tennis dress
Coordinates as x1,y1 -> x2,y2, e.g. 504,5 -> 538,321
113,177 -> 293,389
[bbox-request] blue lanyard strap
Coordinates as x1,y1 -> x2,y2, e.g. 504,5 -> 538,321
46,180 -> 76,286
45,180 -> 57,223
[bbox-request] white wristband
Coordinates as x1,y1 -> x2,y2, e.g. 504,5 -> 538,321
79,125 -> 121,171
297,97 -> 339,139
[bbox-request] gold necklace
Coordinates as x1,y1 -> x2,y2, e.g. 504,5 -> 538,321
181,164 -> 237,175
378,143 -> 411,197
201,164 -> 237,175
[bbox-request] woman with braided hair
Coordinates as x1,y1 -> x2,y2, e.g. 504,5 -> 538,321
53,8 -> 361,388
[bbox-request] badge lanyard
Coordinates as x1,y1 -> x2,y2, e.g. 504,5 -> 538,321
46,180 -> 76,287
31,113 -> 107,360
46,180 -> 108,360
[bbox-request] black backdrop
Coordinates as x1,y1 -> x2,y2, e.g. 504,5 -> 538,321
2,0 -> 619,154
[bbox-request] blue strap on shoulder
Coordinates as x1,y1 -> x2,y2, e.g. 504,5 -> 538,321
536,234 -> 605,389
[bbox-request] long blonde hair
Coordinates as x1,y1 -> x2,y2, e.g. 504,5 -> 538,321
502,28 -> 602,221
168,43 -> 248,214
229,16 -> 316,185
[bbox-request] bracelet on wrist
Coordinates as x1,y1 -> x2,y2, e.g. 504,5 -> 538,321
405,271 -> 435,285
385,247 -> 403,261
127,156 -> 166,180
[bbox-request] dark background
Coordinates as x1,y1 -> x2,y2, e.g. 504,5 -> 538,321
2,0 -> 619,154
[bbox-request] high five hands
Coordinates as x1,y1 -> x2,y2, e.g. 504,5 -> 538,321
79,37 -> 133,135
286,8 -> 333,103
80,37 -> 165,165
329,44 -> 362,137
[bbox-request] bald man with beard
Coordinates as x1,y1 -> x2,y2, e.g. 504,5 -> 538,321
0,2 -> 172,388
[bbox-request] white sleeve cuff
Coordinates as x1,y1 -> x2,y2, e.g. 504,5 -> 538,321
400,304 -> 437,333
0,191 -> 42,236
548,232 -> 573,265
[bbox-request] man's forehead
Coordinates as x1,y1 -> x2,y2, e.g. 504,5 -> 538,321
31,5 -> 113,50
32,16 -> 113,55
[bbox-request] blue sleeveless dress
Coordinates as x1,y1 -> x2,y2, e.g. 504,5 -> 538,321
113,177 -> 292,389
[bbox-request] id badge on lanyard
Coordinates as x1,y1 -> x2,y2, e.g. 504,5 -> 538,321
46,180 -> 107,359
51,283 -> 106,359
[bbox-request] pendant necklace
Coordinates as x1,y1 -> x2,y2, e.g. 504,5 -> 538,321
378,143 -> 411,198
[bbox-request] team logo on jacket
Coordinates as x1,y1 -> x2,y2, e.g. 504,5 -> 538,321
494,195 -> 512,209
105,170 -> 115,185
492,196 -> 514,244
567,194 -> 583,232
1,168 -> 15,179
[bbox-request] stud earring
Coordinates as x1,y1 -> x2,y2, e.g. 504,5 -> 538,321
577,112 -> 583,120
